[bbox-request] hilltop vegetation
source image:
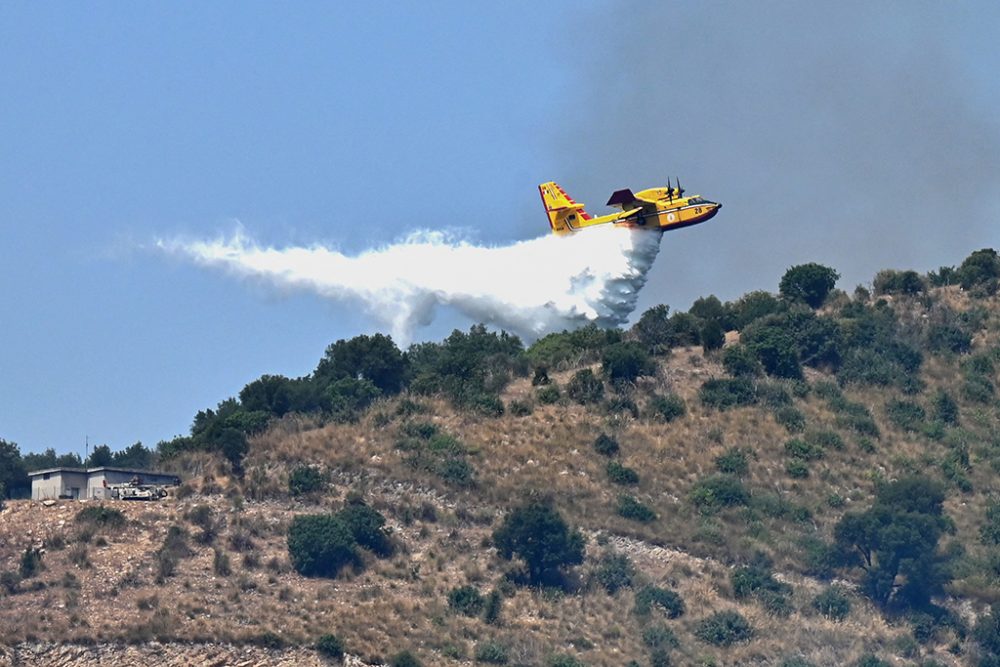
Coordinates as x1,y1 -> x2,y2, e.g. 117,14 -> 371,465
3,247 -> 1000,665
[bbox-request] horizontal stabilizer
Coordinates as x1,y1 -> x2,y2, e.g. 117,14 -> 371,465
606,189 -> 635,207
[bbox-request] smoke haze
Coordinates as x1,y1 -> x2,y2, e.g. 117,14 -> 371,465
556,2 -> 1000,310
159,226 -> 663,344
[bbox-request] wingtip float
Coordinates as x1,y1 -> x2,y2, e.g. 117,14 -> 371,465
539,179 -> 721,234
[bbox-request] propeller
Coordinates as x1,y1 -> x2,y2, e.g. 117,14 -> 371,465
666,178 -> 674,202
676,177 -> 685,197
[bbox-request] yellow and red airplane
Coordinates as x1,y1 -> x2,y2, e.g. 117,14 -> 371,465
539,180 -> 721,234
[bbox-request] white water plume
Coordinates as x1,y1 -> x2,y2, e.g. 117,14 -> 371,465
158,225 -> 663,344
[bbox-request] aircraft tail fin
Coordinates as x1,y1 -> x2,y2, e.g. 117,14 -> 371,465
538,181 -> 591,233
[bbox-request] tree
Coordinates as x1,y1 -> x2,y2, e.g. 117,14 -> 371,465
566,368 -> 604,404
956,248 -> 1000,290
493,502 -> 585,585
314,333 -> 409,395
86,444 -> 113,467
741,320 -> 802,379
834,476 -> 952,610
239,374 -> 293,417
0,439 -> 28,498
779,263 -> 840,308
112,442 -> 154,469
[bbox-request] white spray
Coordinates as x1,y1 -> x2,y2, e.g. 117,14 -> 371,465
158,225 -> 663,344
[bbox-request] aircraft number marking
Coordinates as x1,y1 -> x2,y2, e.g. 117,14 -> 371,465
667,213 -> 676,222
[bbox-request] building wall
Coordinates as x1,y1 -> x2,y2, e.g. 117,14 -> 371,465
32,471 -> 89,500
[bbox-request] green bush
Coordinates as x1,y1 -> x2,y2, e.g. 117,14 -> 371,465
567,369 -> 605,404
714,447 -> 749,477
390,650 -> 423,667
886,399 -> 925,431
287,514 -> 359,578
974,602 -> 1000,663
642,624 -> 679,650
593,552 -> 634,593
811,585 -> 851,621
807,430 -> 844,450
873,269 -> 925,296
602,342 -> 656,383
784,439 -> 824,460
492,502 -> 585,585
338,503 -> 394,557
932,389 -> 959,425
649,393 -> 686,422
546,655 -> 585,667
593,433 -> 620,457
19,548 -> 43,579
722,344 -> 763,377
695,610 -> 753,646
774,406 -> 806,432
699,378 -> 757,409
536,384 -> 561,404
606,461 -> 640,485
854,656 -> 890,667
982,500 -> 1000,545
732,562 -> 793,616
690,475 -> 750,513
482,589 -> 503,625
634,585 -> 685,618
617,494 -> 656,523
742,320 -> 804,379
315,633 -> 345,660
475,640 -> 508,664
448,585 -> 485,616
289,465 -> 326,496
785,460 -> 809,478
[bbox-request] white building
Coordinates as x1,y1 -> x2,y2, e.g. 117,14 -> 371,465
28,467 -> 180,500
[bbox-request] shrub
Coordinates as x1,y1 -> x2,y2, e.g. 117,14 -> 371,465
773,406 -> 806,432
287,514 -> 359,578
493,502 -> 585,585
784,438 -> 823,460
390,650 -> 423,667
714,448 -> 749,476
873,269 -> 925,296
75,505 -> 126,529
779,263 -> 840,308
602,342 -> 656,383
508,400 -> 533,417
338,503 -> 394,557
19,548 -> 43,579
807,430 -> 844,450
722,344 -> 763,377
482,589 -> 502,625
213,548 -> 232,577
593,433 -> 620,457
983,500 -> 1000,546
886,399 -> 925,431
316,633 -> 345,660
932,389 -> 959,425
288,466 -> 326,496
617,495 -> 656,523
812,585 -> 851,621
699,378 -> 757,409
701,319 -> 726,351
567,369 -> 605,404
785,460 -> 809,478
536,384 -> 561,404
649,393 -> 686,422
742,321 -> 803,379
854,656 -> 890,667
695,610 -> 753,646
475,641 -> 509,664
974,602 -> 1000,663
593,552 -> 634,594
642,624 -> 679,650
448,585 -> 485,616
634,585 -> 685,618
690,475 -> 750,514
731,562 -> 793,616
546,655 -> 584,667
606,461 -> 640,485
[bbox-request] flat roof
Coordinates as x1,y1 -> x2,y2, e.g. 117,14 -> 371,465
28,466 -> 178,478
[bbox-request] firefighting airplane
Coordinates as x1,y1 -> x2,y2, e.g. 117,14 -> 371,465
539,179 -> 721,234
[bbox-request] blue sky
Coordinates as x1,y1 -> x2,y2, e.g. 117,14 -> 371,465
2,2 -> 1000,455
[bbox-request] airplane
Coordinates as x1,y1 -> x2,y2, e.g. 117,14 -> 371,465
539,179 -> 721,234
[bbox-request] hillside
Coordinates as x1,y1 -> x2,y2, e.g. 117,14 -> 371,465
3,251 -> 1000,666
